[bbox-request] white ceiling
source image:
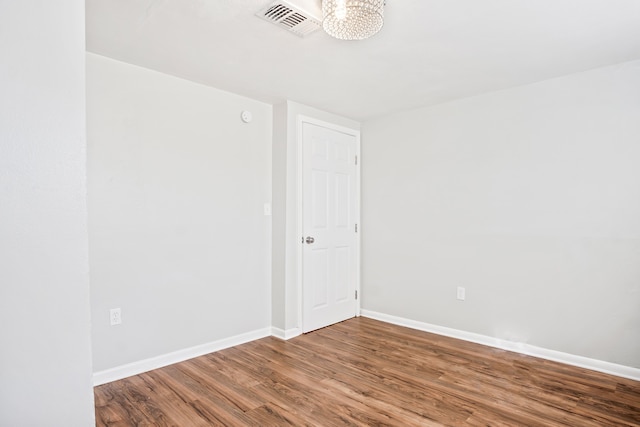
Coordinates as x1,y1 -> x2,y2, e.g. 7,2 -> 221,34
86,0 -> 640,121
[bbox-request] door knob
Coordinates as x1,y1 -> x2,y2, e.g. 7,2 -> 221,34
305,236 -> 315,244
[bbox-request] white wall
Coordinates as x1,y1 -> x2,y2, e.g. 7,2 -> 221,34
0,1 -> 95,425
87,54 -> 272,372
271,103 -> 288,330
362,61 -> 640,368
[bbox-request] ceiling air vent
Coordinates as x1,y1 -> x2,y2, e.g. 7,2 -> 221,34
256,1 -> 321,37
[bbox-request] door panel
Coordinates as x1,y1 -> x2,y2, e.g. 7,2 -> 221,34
302,120 -> 358,333
312,171 -> 328,228
310,248 -> 328,308
334,246 -> 350,302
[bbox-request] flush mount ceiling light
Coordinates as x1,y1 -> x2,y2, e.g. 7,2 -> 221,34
322,0 -> 384,40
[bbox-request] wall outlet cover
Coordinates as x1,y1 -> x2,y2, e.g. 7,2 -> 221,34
110,308 -> 122,325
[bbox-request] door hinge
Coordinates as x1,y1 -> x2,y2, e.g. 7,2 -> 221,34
355,290 -> 358,300
355,224 -> 358,233
355,155 -> 358,165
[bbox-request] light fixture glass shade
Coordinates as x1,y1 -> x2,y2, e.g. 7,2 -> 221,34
322,0 -> 384,41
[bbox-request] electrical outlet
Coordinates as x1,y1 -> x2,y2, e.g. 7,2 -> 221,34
110,308 -> 122,325
457,287 -> 466,301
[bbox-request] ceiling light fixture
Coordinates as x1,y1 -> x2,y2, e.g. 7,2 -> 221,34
322,0 -> 384,40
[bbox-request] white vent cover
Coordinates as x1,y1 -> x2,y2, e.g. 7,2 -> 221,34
256,1 -> 321,37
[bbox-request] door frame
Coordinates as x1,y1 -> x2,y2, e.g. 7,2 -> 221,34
296,115 -> 361,333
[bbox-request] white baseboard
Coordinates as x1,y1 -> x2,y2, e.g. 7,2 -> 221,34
95,314 -> 639,386
93,327 -> 272,386
271,326 -> 302,340
361,309 -> 640,382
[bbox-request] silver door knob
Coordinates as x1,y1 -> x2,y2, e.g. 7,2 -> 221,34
305,236 -> 315,244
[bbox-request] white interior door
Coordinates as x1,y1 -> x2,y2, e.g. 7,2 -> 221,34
301,119 -> 359,333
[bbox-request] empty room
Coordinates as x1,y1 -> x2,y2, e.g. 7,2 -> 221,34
1,0 -> 639,425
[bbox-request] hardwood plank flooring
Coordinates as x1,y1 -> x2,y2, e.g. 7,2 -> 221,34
95,317 -> 640,426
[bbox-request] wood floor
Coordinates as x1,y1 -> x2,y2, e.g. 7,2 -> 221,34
95,317 -> 640,426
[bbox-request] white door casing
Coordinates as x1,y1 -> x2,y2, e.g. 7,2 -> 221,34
300,117 -> 360,333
